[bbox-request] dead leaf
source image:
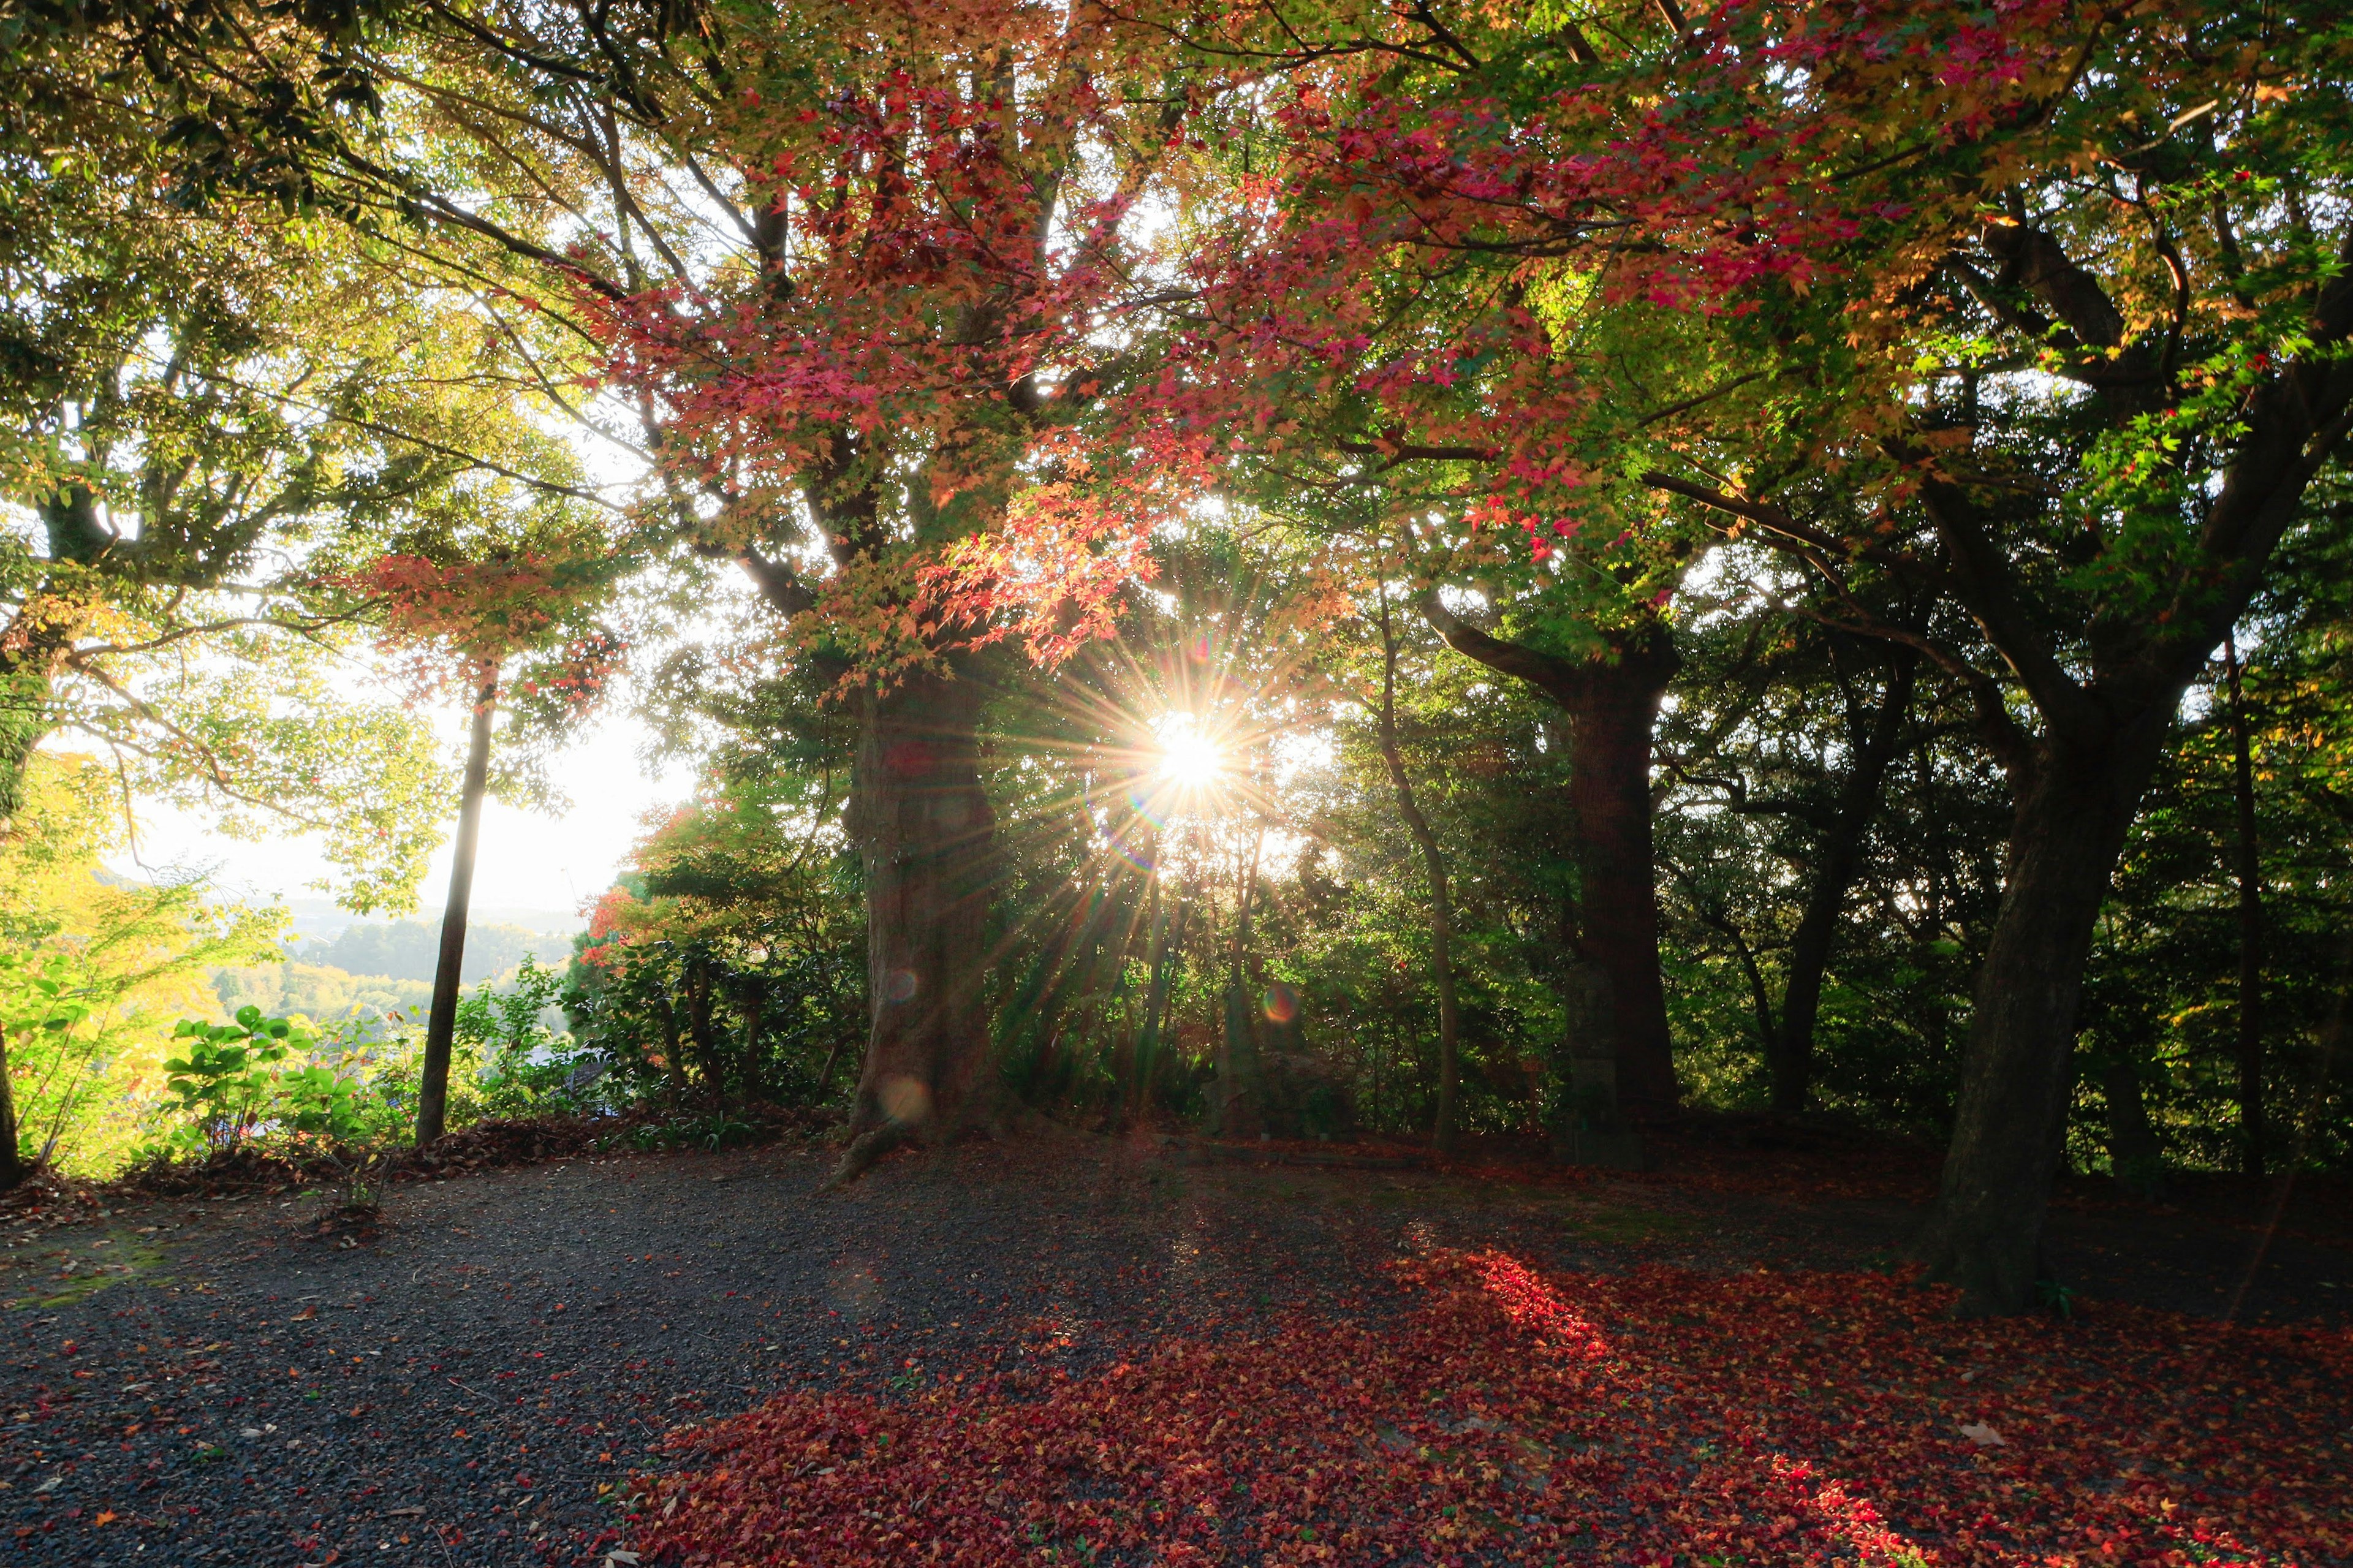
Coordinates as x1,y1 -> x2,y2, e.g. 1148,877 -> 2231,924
1960,1422 -> 2007,1447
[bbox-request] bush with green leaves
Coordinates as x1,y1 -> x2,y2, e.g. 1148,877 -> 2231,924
153,1006 -> 409,1161
159,1006 -> 306,1156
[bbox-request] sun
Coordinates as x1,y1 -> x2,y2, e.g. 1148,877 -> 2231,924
1153,712 -> 1225,790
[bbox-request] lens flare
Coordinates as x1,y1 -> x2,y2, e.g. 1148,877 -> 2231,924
1153,711 -> 1225,792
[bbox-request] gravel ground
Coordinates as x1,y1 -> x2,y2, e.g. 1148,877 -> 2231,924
2,1127 -> 2343,1567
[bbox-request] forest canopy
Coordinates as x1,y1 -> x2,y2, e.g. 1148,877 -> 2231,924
1,0 -> 2348,1316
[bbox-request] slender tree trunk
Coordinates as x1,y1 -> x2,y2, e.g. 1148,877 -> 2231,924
1218,825 -> 1270,1139
416,670 -> 498,1147
0,1025 -> 24,1194
832,665 -> 1000,1182
682,955 -> 723,1102
1564,640 -> 1681,1115
1129,877 -> 1165,1121
737,972 -> 768,1104
1771,649 -> 1917,1111
1918,716 -> 2170,1314
1135,895 -> 1186,1123
655,990 -> 688,1109
2100,1052 -> 2168,1200
1374,598 -> 1461,1155
2224,632 -> 2266,1178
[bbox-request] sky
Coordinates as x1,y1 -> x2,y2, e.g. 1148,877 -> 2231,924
104,700 -> 694,934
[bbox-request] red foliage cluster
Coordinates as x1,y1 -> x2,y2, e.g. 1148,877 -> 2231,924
322,552 -> 620,697
632,1251 -> 2348,1567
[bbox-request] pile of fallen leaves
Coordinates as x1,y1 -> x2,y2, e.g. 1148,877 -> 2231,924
632,1251 -> 2350,1567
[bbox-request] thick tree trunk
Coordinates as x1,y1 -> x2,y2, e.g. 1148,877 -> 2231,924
416,671 -> 498,1147
1771,650 -> 1917,1111
832,666 -> 999,1182
1424,600 -> 1681,1118
1564,641 -> 1681,1115
2224,634 -> 2265,1177
1374,603 -> 1462,1154
1918,718 -> 2169,1313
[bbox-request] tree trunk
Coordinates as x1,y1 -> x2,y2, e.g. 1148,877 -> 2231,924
1917,718 -> 2169,1313
416,670 -> 497,1147
1423,602 -> 1681,1117
1134,893 -> 1186,1124
736,971 -> 769,1104
1771,648 -> 1917,1111
832,665 -> 1000,1183
2224,633 -> 2265,1178
2099,1052 -> 2168,1200
0,1024 -> 25,1195
1374,599 -> 1461,1155
1216,826 -> 1270,1139
0,588 -> 98,830
682,954 -> 723,1103
1563,638 -> 1681,1115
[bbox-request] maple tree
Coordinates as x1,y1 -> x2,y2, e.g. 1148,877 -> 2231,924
575,0 -> 1213,1177
35,0 -> 2353,1296
1066,0 -> 2353,1309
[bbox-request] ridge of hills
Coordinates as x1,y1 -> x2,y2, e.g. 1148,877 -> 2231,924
209,920 -> 578,1029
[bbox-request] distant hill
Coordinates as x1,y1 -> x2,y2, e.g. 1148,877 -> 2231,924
290,920 -> 572,985
275,898 -> 584,945
214,963 -> 436,1028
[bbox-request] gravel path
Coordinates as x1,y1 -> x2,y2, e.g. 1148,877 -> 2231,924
2,1129 -> 2343,1567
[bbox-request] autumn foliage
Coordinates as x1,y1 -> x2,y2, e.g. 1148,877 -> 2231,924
633,1250 -> 2350,1567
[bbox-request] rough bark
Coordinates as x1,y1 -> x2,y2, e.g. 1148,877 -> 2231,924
415,671 -> 497,1148
1770,648 -> 1917,1111
1423,602 -> 1681,1116
831,665 -> 1000,1183
1916,718 -> 2170,1312
1566,652 -> 1678,1113
1374,599 -> 1461,1155
2224,634 -> 2265,1177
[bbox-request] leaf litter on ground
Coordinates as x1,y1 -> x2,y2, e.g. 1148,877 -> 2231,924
634,1249 -> 2351,1567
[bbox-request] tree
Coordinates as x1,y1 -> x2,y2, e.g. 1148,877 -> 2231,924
1371,588 -> 1461,1153
78,0 -> 1214,1176
572,776 -> 865,1110
334,548 -> 626,1143
1149,0 -> 2351,1308
1621,3 -> 2353,1310
1,5 -> 609,911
